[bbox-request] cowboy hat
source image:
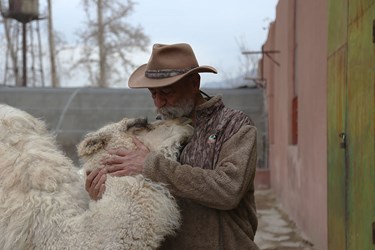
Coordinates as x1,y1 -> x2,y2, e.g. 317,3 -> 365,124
128,43 -> 217,88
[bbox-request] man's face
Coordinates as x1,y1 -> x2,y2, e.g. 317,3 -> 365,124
148,76 -> 197,120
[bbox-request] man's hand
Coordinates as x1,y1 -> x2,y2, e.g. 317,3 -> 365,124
85,168 -> 107,200
85,137 -> 149,201
102,137 -> 150,177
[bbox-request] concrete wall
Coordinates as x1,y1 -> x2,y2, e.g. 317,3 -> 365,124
262,0 -> 328,249
0,87 -> 266,168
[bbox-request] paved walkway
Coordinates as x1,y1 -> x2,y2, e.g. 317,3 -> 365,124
254,190 -> 315,250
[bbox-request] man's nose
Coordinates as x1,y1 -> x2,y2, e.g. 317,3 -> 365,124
153,93 -> 167,108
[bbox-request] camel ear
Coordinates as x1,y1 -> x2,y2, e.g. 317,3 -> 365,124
77,132 -> 110,157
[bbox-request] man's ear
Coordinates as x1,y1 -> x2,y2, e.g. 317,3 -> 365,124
77,131 -> 110,157
192,73 -> 201,92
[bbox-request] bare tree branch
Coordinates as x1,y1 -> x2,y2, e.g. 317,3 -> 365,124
73,0 -> 150,87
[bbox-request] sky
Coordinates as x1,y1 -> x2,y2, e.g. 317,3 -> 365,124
51,0 -> 278,87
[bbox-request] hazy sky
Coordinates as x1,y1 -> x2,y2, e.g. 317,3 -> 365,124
52,0 -> 278,86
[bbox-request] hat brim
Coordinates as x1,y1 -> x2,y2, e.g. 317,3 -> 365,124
128,64 -> 217,88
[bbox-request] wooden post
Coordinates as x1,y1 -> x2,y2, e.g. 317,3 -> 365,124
22,21 -> 27,87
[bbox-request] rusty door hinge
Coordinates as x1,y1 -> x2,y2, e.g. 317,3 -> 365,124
373,20 -> 375,43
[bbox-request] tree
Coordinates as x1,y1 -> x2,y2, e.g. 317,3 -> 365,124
220,36 -> 260,88
47,0 -> 59,87
75,0 -> 149,87
236,37 -> 260,82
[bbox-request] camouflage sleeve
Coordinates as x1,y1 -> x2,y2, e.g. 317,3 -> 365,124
143,125 -> 257,210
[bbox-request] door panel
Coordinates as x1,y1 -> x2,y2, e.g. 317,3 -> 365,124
328,0 -> 375,249
327,47 -> 347,250
347,1 -> 375,249
327,0 -> 349,249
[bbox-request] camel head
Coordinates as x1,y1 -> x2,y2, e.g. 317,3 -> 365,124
77,117 -> 194,172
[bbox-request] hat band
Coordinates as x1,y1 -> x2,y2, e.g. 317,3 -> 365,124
145,66 -> 195,79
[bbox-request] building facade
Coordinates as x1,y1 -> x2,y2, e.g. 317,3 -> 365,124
261,0 -> 374,249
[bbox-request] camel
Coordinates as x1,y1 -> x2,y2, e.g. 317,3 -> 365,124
0,104 -> 193,249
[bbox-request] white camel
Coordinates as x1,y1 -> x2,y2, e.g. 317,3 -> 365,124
0,104 -> 193,250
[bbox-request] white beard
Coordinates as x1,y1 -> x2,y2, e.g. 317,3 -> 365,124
156,98 -> 195,120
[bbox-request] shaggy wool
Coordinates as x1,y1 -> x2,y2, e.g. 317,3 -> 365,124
0,104 -> 193,250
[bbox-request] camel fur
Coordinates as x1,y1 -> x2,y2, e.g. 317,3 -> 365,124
0,104 -> 193,250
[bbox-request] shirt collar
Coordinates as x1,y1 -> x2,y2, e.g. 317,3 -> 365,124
195,95 -> 224,121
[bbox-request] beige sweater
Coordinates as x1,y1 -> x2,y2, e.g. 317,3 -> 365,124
144,96 -> 259,250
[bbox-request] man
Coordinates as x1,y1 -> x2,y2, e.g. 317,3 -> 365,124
86,43 -> 259,249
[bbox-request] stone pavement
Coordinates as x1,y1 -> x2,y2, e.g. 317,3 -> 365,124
254,190 -> 315,250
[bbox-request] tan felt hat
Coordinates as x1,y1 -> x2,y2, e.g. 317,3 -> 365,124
128,43 -> 217,88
